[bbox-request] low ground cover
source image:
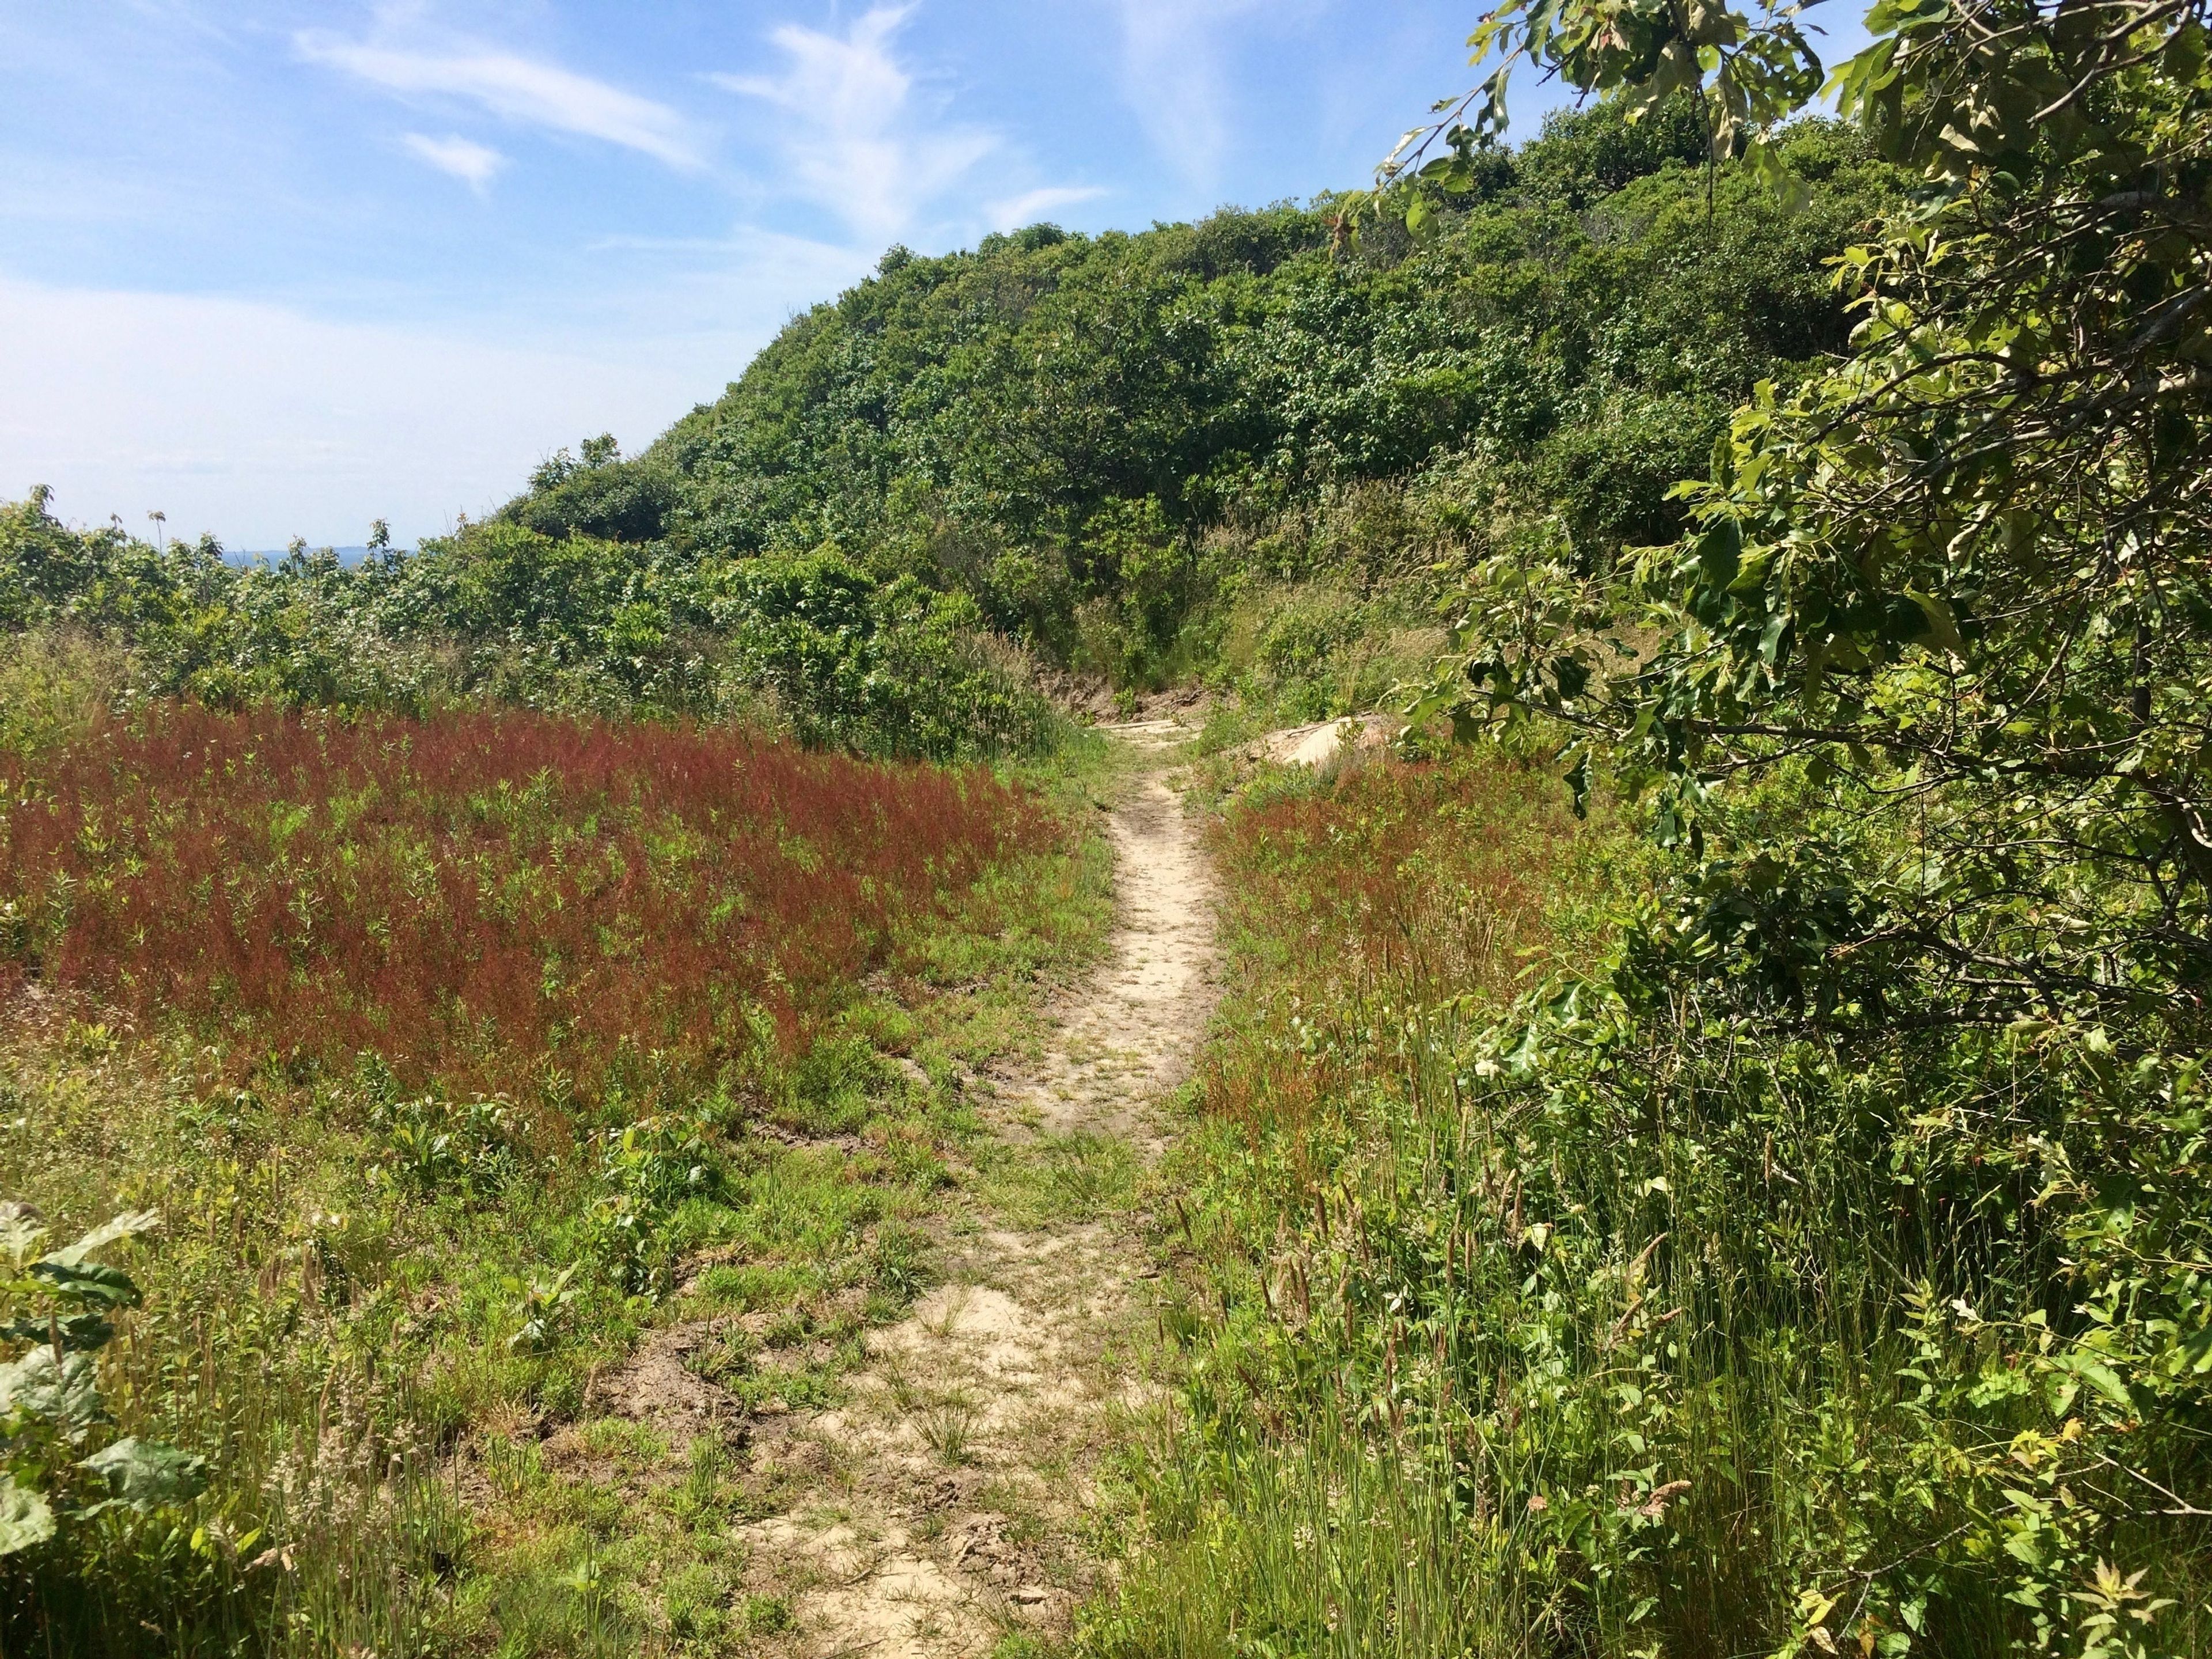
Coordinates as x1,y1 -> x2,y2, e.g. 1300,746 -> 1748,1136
0,702 -> 1052,1112
1090,743 -> 2212,1658
0,695 -> 1112,1656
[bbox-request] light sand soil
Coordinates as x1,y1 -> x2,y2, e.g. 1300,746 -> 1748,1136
719,721 -> 1218,1656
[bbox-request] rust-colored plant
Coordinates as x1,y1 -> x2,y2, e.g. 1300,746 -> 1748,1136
0,704 -> 1049,1122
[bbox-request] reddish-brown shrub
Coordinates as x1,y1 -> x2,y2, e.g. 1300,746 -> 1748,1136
0,704 -> 1051,1114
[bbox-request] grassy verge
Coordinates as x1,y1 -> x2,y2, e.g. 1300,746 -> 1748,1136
1077,745 -> 1645,1657
0,688 -> 1115,1657
1087,740 -> 2212,1657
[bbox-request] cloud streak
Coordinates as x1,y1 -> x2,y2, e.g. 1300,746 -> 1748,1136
985,184 -> 1108,230
1111,0 -> 1268,191
298,35 -> 700,169
709,6 -> 999,244
403,132 -> 505,191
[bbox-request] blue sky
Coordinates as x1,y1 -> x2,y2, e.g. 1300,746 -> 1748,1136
0,2 -> 1863,549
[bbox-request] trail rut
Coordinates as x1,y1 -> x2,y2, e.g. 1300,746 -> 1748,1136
735,721 -> 1217,1656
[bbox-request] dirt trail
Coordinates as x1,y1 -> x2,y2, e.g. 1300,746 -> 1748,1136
733,720 -> 1217,1656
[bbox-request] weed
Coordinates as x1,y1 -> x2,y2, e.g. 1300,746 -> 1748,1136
662,1559 -> 733,1646
880,1355 -> 921,1414
0,703 -> 1054,1113
920,1394 -> 980,1465
990,1132 -> 1136,1226
483,1433 -> 545,1499
929,1285 -> 974,1339
505,1262 -> 584,1353
868,1220 -> 933,1303
681,1433 -> 726,1516
0,1203 -> 204,1553
741,1592 -> 793,1635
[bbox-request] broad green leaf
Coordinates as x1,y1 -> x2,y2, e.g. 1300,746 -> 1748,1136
0,1313 -> 114,1354
79,1438 -> 209,1510
2062,1353 -> 2135,1411
1905,589 -> 1963,653
0,1347 -> 103,1433
1696,518 -> 1742,586
43,1210 -> 160,1268
0,1476 -> 55,1557
26,1260 -> 141,1310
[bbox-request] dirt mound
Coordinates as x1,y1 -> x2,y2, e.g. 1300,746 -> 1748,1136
1256,713 -> 1393,769
591,1321 -> 739,1439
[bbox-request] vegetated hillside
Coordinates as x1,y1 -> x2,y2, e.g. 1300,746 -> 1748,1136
0,100 -> 1896,749
1081,0 -> 2212,1650
601,100 -> 1891,700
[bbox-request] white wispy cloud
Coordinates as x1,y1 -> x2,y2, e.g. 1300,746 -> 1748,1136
298,34 -> 701,170
1111,0 -> 1268,190
984,184 -> 1108,231
707,6 -> 1001,244
403,132 -> 506,191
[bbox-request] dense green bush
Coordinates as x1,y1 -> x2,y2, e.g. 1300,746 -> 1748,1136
717,548 -> 1055,759
0,491 -> 1054,762
1096,1 -> 2212,1654
3,100 -> 1898,730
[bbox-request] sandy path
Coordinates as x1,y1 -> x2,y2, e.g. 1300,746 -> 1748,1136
733,721 -> 1217,1656
996,725 -> 1218,1147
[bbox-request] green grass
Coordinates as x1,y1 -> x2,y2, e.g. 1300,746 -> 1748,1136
1082,747 -> 2212,1659
980,1133 -> 1141,1229
0,677 -> 1118,1655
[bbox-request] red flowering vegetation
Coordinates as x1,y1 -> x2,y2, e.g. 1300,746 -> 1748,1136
1199,754 -> 1583,1152
0,703 -> 1052,1119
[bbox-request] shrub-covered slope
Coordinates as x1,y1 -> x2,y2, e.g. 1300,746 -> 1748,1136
1,103 -> 1896,745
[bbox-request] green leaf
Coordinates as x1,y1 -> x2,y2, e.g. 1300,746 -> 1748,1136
26,1260 -> 141,1310
1904,589 -> 1963,654
1696,518 -> 1742,587
2176,1323 -> 2212,1373
0,1203 -> 48,1271
0,1347 -> 103,1433
41,1210 -> 160,1270
79,1438 -> 208,1510
0,1475 -> 55,1557
2062,1352 -> 2135,1411
1563,747 -> 1593,817
0,1313 -> 114,1354
2166,18 -> 2209,81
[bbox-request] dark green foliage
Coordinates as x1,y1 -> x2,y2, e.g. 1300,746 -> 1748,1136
3,101 -> 1894,726
619,106 -> 1893,677
718,549 -> 1054,759
0,498 -> 1050,762
1513,94 -> 1713,204
499,438 -> 677,544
